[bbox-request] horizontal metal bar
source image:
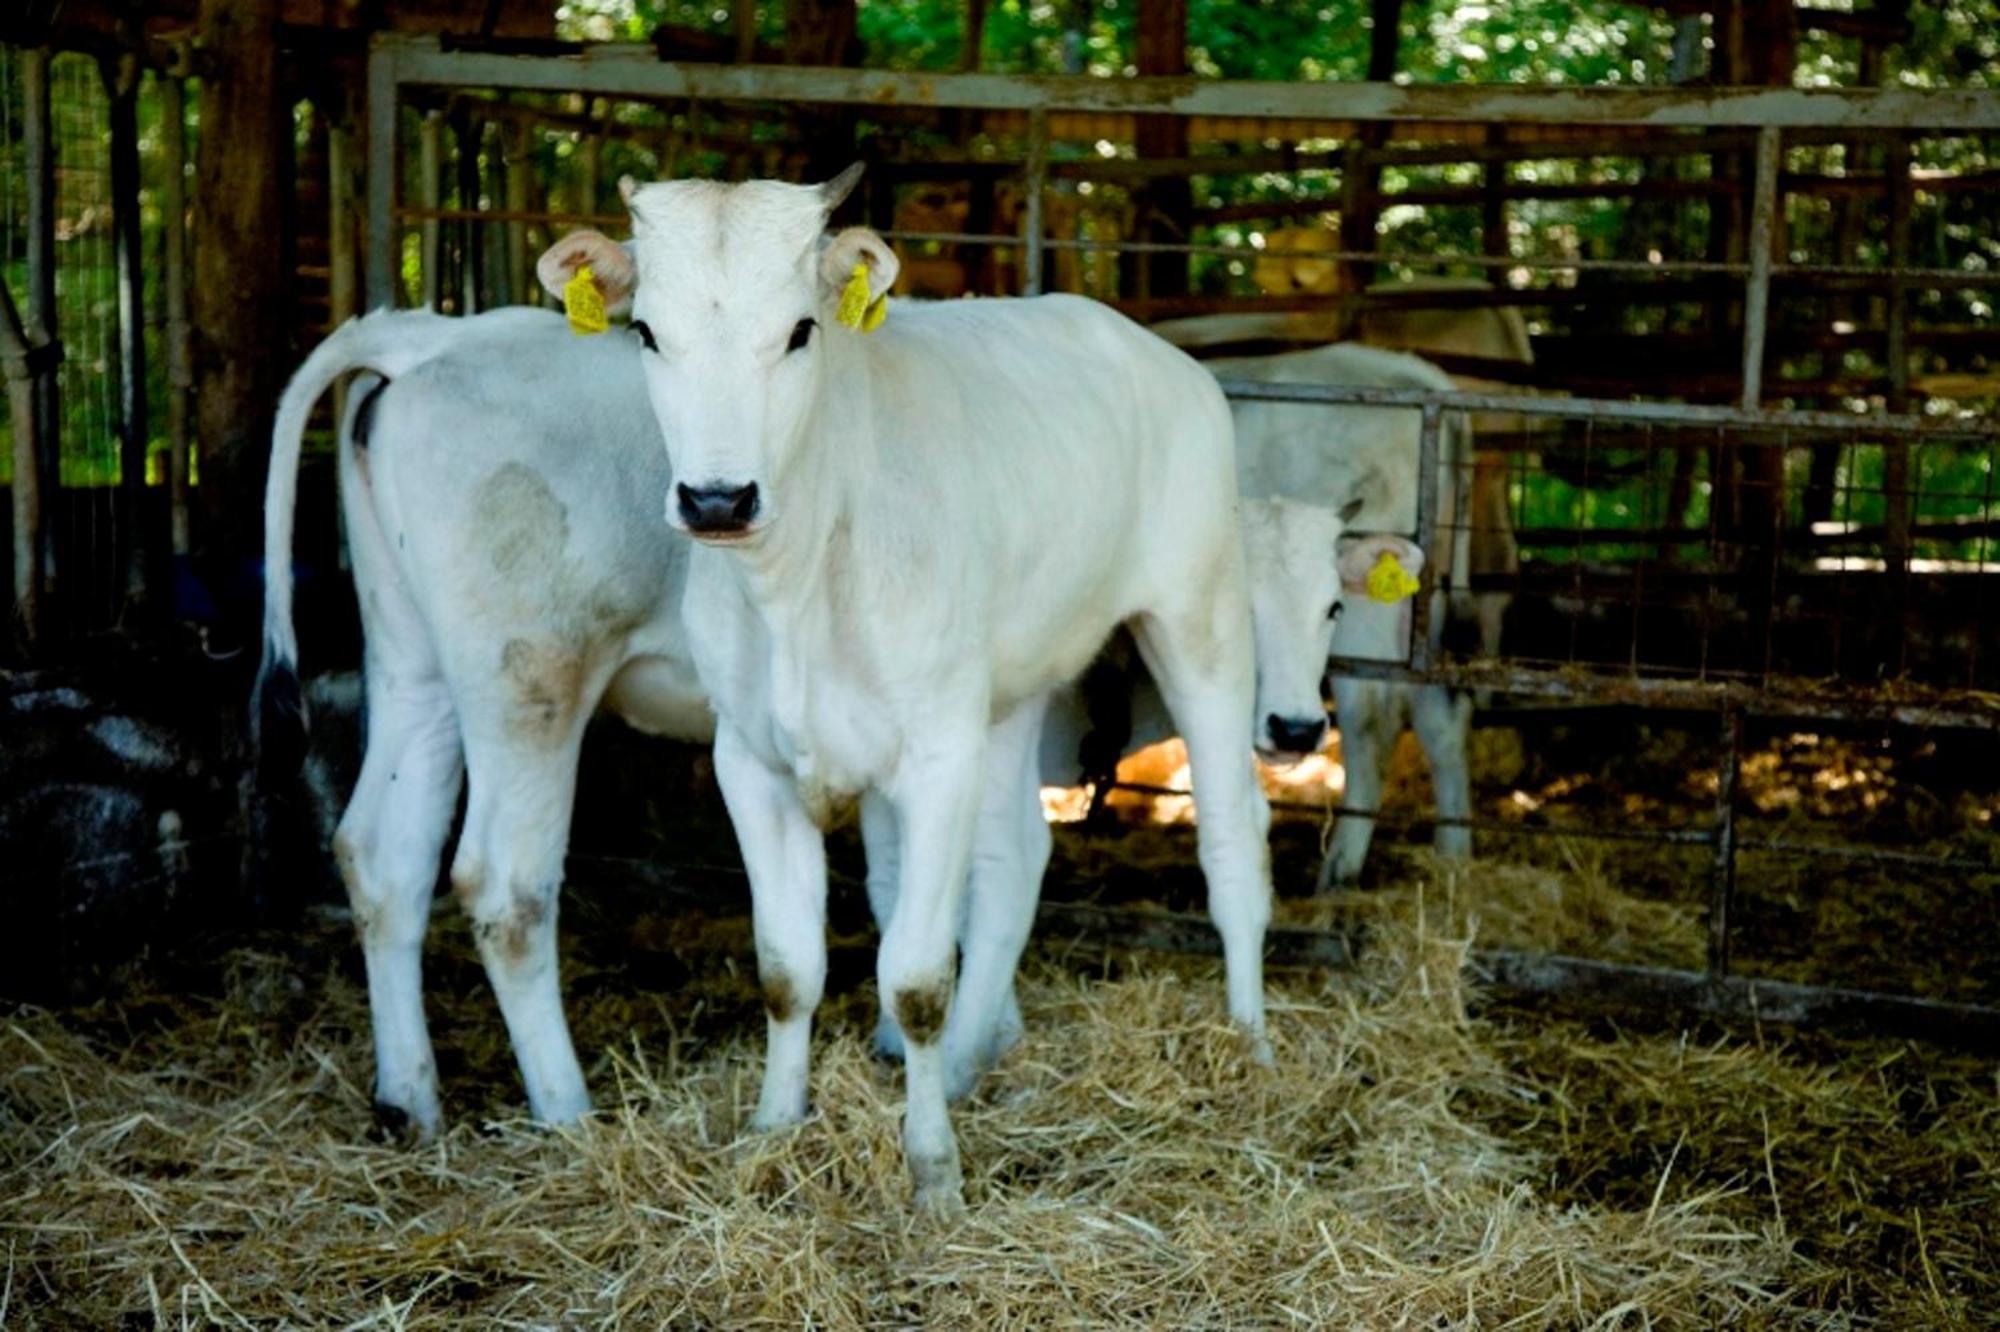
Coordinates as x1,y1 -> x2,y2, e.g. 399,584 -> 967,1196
1038,901 -> 1356,968
566,858 -> 1996,1047
1102,779 -> 1718,847
1214,378 -> 2000,440
1472,951 -> 2000,1048
381,36 -> 2000,131
1322,655 -> 2000,730
1041,903 -> 2000,1050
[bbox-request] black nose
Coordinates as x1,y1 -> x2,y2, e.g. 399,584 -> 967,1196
677,482 -> 760,534
1265,713 -> 1327,756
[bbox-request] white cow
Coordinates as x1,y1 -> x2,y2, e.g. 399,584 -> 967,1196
1213,343 -> 1480,888
538,167 -> 1274,1213
262,309 -> 1377,1147
259,306 -> 713,1136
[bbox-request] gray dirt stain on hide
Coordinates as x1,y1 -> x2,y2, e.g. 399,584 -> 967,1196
501,638 -> 587,745
331,830 -> 376,940
476,462 -> 570,579
761,971 -> 798,1024
473,889 -> 551,966
894,978 -> 952,1047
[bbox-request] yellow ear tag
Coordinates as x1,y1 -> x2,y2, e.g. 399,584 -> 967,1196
837,262 -> 883,332
564,264 -> 609,336
1366,549 -> 1422,604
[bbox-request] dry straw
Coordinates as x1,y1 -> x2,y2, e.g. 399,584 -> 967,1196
0,856 -> 1985,1327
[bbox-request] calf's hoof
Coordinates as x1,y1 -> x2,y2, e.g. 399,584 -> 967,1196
748,1103 -> 809,1135
910,1156 -> 966,1222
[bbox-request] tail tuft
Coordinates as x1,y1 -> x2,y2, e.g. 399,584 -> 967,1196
252,643 -> 308,780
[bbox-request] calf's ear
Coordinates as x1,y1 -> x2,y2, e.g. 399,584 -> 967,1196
819,227 -> 901,311
537,230 -> 638,316
1338,534 -> 1425,595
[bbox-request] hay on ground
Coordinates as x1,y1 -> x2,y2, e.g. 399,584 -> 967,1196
0,877 -> 1812,1329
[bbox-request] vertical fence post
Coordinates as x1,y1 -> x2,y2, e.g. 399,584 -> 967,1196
1021,107 -> 1048,297
577,101 -> 601,220
505,119 -> 532,306
1707,709 -> 1744,979
105,53 -> 151,614
1882,131 -> 1914,583
1739,125 -> 1781,410
456,111 -> 485,315
23,47 -> 59,595
1409,401 -> 1443,672
1,278 -> 45,650
365,40 -> 399,310
417,111 -> 443,308
160,73 -> 193,559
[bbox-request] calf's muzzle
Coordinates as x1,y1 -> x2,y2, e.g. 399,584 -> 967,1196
1264,713 -> 1328,758
677,481 -> 761,536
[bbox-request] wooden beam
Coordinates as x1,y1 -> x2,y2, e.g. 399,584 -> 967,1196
0,277 -> 47,650
193,0 -> 291,639
105,53 -> 153,617
1130,0 -> 1191,298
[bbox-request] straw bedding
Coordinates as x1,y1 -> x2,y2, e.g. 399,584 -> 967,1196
1,824 -> 1992,1325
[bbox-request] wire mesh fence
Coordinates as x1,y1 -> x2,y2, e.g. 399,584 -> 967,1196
1,46 -> 180,641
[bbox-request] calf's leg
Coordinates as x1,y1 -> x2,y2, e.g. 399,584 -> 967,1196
941,692 -> 1052,1099
882,730 -> 987,1214
859,792 -> 906,1060
1322,676 -> 1395,891
1410,684 -> 1474,860
336,674 -> 463,1136
1130,611 -> 1273,1059
713,723 -> 830,1132
449,721 -> 594,1125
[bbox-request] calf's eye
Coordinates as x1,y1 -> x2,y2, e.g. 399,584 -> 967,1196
631,319 -> 658,352
786,317 -> 816,354
1327,601 -> 1344,622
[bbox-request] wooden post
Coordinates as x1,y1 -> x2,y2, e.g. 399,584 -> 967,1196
328,110 -> 361,430
1739,126 -> 1781,409
161,74 -> 194,559
1129,0 -> 1190,299
193,0 -> 290,635
961,0 -> 988,72
418,111 -> 444,308
1022,109 -> 1048,296
365,40 -> 400,311
105,53 -> 152,615
1342,0 -> 1403,301
784,0 -> 860,183
1,277 -> 46,650
456,110 -> 485,314
1883,131 -> 1914,580
735,0 -> 759,63
1480,124 -> 1508,264
577,101 -> 602,219
22,48 -> 59,591
505,121 -> 532,307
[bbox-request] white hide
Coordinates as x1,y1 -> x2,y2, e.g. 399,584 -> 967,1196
545,174 -> 1274,1214
259,307 -> 711,1135
1214,343 -> 1480,885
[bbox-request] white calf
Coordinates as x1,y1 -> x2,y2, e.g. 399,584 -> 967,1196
259,307 -> 712,1135
1212,343 -> 1481,887
540,166 -> 1273,1213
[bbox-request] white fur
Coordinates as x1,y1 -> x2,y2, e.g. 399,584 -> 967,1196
1214,342 -> 1487,885
260,308 -> 710,1135
550,176 -> 1274,1213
